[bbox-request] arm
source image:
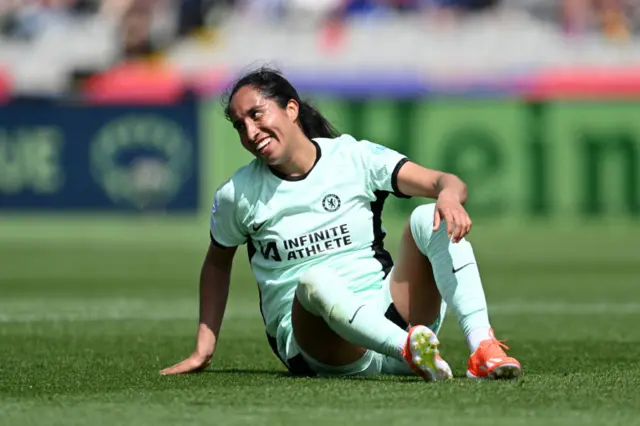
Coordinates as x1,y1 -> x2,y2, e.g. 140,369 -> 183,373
160,242 -> 237,375
396,161 -> 472,243
395,161 -> 467,204
355,139 -> 471,242
195,242 -> 237,359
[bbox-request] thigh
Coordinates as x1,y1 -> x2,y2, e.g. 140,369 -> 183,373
288,285 -> 407,377
290,294 -> 367,367
389,220 -> 442,327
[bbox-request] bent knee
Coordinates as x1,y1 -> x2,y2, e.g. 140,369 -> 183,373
296,265 -> 335,309
296,277 -> 317,308
410,204 -> 437,229
297,265 -> 329,297
409,203 -> 437,251
296,280 -> 314,305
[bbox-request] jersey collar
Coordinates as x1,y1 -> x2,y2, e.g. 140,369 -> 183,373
268,140 -> 321,182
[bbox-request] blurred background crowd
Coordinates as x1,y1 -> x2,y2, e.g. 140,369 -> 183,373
0,0 -> 639,96
1,1 -> 638,43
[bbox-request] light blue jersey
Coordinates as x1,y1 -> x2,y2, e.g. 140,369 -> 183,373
209,134 -> 410,342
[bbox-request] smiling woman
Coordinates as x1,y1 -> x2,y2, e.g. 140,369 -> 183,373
160,67 -> 521,381
222,69 -> 339,172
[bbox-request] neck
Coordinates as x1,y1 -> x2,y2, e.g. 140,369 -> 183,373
272,136 -> 317,177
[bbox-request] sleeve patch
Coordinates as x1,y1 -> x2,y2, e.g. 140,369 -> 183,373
368,143 -> 388,155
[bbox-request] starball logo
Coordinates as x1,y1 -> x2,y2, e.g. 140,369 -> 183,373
90,115 -> 193,210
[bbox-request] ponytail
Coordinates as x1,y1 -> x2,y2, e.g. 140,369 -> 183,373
297,101 -> 340,139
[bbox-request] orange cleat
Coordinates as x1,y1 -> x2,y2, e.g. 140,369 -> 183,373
467,330 -> 521,380
402,325 -> 452,381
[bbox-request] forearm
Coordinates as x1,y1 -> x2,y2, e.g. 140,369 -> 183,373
396,161 -> 467,203
435,173 -> 468,205
196,255 -> 232,355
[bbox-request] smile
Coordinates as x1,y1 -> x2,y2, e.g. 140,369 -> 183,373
256,137 -> 272,153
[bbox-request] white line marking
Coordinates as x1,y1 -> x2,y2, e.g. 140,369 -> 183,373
490,301 -> 640,315
0,299 -> 255,323
0,299 -> 639,323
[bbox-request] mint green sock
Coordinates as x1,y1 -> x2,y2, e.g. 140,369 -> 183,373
296,266 -> 407,361
409,204 -> 492,344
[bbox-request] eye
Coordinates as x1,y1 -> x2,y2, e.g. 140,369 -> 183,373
234,121 -> 246,132
252,110 -> 263,120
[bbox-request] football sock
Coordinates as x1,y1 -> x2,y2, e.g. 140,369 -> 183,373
410,204 -> 492,353
466,327 -> 494,352
296,265 -> 407,361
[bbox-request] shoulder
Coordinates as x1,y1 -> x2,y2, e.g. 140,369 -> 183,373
316,133 -> 392,161
217,159 -> 264,198
213,160 -> 265,217
318,133 -> 388,151
314,133 -> 358,149
314,133 -> 368,159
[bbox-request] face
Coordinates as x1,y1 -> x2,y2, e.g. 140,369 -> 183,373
228,85 -> 299,165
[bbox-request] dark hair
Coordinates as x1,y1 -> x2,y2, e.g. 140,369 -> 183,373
223,67 -> 340,140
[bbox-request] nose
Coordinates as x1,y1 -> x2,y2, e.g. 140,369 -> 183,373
245,120 -> 260,142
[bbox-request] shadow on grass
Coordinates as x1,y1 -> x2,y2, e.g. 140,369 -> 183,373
204,368 -> 455,382
202,368 -> 289,377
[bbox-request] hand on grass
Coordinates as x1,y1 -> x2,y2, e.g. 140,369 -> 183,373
160,351 -> 212,375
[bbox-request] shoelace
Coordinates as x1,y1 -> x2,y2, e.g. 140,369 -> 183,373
483,338 -> 510,353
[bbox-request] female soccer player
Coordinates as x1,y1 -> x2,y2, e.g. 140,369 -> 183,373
160,67 -> 521,380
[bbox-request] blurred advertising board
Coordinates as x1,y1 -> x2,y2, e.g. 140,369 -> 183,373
206,98 -> 640,222
0,98 -> 199,212
2,64 -> 639,223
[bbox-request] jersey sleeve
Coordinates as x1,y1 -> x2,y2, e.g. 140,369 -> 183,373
355,140 -> 411,198
209,179 -> 248,248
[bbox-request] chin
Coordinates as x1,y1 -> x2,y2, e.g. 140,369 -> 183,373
265,155 -> 284,166
263,147 -> 285,166
252,150 -> 280,165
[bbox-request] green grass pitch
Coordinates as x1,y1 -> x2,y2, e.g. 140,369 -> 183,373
1,216 -> 640,425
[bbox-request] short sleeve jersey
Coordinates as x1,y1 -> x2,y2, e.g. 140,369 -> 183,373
210,134 -> 410,338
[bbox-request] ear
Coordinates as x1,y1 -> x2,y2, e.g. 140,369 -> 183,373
286,99 -> 299,122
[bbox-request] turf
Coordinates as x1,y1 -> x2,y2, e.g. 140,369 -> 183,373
1,218 -> 640,426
